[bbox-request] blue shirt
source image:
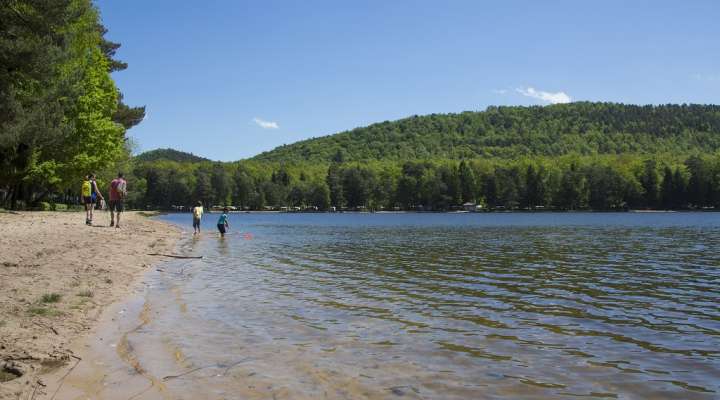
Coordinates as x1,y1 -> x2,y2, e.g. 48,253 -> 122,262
217,213 -> 228,225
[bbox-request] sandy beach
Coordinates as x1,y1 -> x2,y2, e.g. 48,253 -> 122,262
0,211 -> 180,400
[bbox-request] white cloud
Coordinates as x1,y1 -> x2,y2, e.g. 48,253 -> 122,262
694,73 -> 720,82
253,117 -> 279,129
515,87 -> 572,104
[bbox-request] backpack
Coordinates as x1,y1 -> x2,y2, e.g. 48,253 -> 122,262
81,180 -> 91,197
111,179 -> 127,199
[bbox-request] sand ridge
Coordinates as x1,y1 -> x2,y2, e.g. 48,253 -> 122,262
0,211 -> 181,399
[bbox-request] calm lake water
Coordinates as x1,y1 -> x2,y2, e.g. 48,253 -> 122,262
140,212 -> 720,399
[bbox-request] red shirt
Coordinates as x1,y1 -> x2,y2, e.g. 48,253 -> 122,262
109,178 -> 126,201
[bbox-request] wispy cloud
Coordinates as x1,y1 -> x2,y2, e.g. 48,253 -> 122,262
253,117 -> 279,129
693,73 -> 720,82
515,87 -> 572,104
492,89 -> 508,95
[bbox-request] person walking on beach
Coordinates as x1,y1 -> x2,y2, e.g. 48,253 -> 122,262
192,201 -> 204,234
109,172 -> 127,228
217,207 -> 229,237
93,175 -> 106,210
90,174 -> 104,220
81,175 -> 93,225
81,174 -> 104,225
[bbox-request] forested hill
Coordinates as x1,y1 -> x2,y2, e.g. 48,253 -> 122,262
253,103 -> 720,163
135,148 -> 209,163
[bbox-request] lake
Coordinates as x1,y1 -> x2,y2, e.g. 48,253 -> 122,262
136,212 -> 720,399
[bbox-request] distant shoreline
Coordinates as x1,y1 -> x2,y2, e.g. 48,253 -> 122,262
159,209 -> 720,214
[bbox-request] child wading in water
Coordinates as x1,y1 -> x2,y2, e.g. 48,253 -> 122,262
192,201 -> 204,234
217,207 -> 230,237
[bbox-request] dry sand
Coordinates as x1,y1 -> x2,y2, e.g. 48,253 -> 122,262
0,211 -> 180,400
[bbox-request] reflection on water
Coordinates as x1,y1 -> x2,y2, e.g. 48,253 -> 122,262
141,213 -> 720,399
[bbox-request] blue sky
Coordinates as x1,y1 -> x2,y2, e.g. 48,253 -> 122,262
97,0 -> 719,161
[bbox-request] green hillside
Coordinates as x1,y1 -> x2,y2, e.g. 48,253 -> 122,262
253,102 -> 720,162
135,148 -> 209,163
126,102 -> 720,212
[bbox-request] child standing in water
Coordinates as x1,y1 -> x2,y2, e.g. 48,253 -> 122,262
192,201 -> 203,234
217,207 -> 230,237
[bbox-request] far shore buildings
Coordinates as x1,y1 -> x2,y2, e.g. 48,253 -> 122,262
463,202 -> 483,212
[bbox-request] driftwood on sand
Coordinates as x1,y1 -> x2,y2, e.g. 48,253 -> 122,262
147,253 -> 203,259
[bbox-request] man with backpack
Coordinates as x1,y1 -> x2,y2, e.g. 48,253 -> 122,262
109,172 -> 127,228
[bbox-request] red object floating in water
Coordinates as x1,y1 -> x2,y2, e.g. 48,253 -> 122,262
243,233 -> 253,240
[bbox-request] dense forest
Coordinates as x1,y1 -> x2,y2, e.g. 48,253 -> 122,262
0,0 -> 143,209
127,151 -> 720,212
125,103 -> 720,212
134,148 -> 209,163
254,103 -> 720,162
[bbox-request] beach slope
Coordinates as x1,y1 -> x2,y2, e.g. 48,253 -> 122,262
0,211 -> 180,399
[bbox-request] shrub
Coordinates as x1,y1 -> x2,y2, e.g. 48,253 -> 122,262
41,293 -> 62,303
54,204 -> 68,211
28,307 -> 62,317
66,204 -> 83,211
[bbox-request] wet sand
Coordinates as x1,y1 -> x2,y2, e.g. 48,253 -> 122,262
0,211 -> 180,399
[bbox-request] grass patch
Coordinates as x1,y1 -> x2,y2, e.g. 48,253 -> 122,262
28,306 -> 63,317
0,320 -> 6,328
105,278 -> 113,284
77,290 -> 94,298
41,293 -> 62,303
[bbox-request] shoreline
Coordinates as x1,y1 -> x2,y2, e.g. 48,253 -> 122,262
160,209 -> 720,214
0,211 -> 181,400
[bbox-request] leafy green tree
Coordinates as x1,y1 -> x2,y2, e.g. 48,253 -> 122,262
342,167 -> 374,208
480,173 -> 498,208
495,167 -> 521,209
686,156 -> 710,208
586,164 -> 626,210
522,164 -> 547,209
639,159 -> 659,208
660,166 -> 675,209
326,163 -> 344,208
556,164 -> 588,210
232,168 -> 255,209
458,160 -> 476,203
210,163 -> 232,205
308,182 -> 331,210
193,168 -> 212,207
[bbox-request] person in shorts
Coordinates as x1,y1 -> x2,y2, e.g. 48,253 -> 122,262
192,201 -> 204,234
109,172 -> 127,228
81,175 -> 93,225
217,207 -> 229,237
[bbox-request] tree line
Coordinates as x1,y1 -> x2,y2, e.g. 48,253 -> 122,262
0,0 -> 142,209
127,153 -> 720,212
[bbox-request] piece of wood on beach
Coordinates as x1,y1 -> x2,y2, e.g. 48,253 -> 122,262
147,253 -> 203,259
